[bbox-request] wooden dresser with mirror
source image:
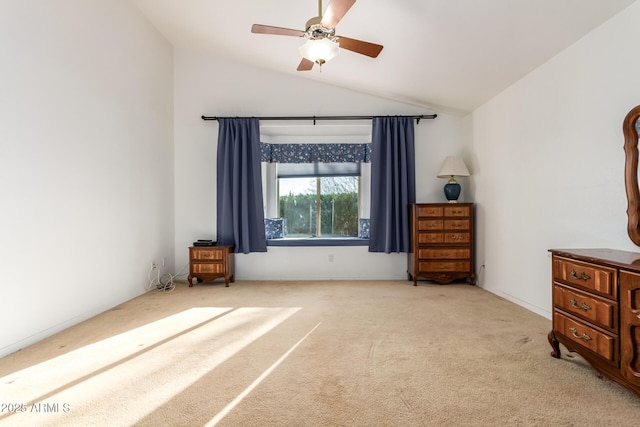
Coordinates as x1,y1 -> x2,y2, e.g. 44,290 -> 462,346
548,248 -> 640,397
547,105 -> 640,398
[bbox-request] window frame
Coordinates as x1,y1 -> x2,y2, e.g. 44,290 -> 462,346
277,172 -> 361,239
263,165 -> 371,247
261,140 -> 371,247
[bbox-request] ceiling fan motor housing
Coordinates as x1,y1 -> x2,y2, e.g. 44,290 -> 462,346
305,17 -> 336,40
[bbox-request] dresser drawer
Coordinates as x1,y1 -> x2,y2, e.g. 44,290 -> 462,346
419,261 -> 470,272
419,248 -> 470,259
192,262 -> 225,274
444,233 -> 470,244
418,233 -> 444,244
418,219 -> 443,231
444,219 -> 469,231
444,206 -> 470,217
553,256 -> 617,299
191,248 -> 224,261
418,232 -> 471,244
553,311 -> 618,364
417,206 -> 443,217
553,284 -> 618,331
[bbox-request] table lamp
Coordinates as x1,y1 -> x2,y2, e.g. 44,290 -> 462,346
437,156 -> 470,203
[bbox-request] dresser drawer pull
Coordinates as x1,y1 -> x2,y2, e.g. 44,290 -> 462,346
569,299 -> 591,311
569,327 -> 592,342
569,270 -> 591,281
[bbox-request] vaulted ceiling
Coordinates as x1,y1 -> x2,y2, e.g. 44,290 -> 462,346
133,0 -> 635,115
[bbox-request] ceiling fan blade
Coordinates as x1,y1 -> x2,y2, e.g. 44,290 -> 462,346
321,0 -> 356,28
251,24 -> 305,37
297,58 -> 315,71
337,36 -> 383,58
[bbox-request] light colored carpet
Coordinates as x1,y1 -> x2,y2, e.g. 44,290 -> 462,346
0,280 -> 639,426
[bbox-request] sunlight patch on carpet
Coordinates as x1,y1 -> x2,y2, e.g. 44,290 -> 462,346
206,322 -> 322,426
0,307 -> 301,425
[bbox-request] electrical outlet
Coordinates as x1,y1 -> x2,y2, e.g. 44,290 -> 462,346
151,261 -> 157,270
328,254 -> 334,262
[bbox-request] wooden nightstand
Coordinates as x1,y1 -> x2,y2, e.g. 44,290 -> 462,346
188,245 -> 235,287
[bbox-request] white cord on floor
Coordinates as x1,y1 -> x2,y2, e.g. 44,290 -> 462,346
147,263 -> 189,293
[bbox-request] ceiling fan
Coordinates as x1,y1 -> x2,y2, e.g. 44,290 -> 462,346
251,0 -> 383,71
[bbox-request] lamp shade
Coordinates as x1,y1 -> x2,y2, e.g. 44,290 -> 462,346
437,156 -> 470,178
299,38 -> 340,64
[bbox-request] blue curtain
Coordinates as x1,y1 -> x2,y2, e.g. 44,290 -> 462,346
216,118 -> 267,253
369,117 -> 416,253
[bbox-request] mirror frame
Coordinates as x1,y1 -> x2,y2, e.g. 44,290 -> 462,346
624,105 -> 640,246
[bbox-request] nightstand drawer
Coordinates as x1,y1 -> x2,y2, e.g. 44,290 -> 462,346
553,284 -> 617,331
553,256 -> 616,299
192,262 -> 225,274
553,311 -> 617,363
419,248 -> 470,260
192,249 -> 224,261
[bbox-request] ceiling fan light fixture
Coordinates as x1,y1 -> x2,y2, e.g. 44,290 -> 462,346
299,37 -> 340,65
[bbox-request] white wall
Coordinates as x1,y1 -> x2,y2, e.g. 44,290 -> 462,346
11,0 -> 620,356
174,48 -> 465,280
469,1 -> 640,317
0,1 -> 174,357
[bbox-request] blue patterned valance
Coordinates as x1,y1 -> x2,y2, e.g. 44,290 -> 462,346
261,143 -> 371,163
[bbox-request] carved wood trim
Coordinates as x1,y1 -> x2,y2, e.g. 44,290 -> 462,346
623,105 -> 640,246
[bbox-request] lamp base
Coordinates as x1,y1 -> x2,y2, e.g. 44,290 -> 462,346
443,182 -> 461,203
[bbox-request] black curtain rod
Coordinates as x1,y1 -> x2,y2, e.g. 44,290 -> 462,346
201,114 -> 437,124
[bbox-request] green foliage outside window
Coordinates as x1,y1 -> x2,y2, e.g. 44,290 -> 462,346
279,177 -> 358,237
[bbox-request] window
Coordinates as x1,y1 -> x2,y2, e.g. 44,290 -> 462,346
279,167 -> 359,238
261,142 -> 371,245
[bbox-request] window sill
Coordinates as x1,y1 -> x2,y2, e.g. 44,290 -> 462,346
267,237 -> 369,247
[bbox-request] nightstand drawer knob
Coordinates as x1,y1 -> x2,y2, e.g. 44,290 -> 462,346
569,270 -> 591,281
569,327 -> 592,342
569,299 -> 591,311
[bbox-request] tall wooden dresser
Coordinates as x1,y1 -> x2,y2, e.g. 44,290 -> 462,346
188,245 -> 235,287
548,248 -> 640,397
408,203 -> 475,285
